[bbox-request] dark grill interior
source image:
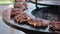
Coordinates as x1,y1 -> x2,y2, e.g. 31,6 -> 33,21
32,6 -> 60,21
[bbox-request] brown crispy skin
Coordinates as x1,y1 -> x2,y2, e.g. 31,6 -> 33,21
50,20 -> 60,31
27,18 -> 47,28
14,13 -> 28,24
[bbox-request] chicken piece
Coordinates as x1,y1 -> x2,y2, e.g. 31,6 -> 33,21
11,8 -> 24,17
11,11 -> 16,17
14,3 -> 22,8
14,3 -> 26,10
50,20 -> 60,31
14,13 -> 28,24
14,4 -> 25,9
14,0 -> 27,10
12,8 -> 23,11
23,3 -> 27,10
11,11 -> 23,17
27,18 -> 47,28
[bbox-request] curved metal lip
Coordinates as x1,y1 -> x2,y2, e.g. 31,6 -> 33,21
30,1 -> 60,6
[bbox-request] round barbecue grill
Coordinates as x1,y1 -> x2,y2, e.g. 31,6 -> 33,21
2,0 -> 60,34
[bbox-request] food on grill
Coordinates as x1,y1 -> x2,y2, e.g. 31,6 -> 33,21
13,13 -> 47,28
14,0 -> 27,10
14,13 -> 28,23
11,0 -> 27,17
14,4 -> 26,10
23,3 -> 27,10
11,0 -> 47,28
11,11 -> 15,17
27,18 -> 47,28
50,20 -> 60,31
12,8 -> 23,11
11,11 -> 23,17
14,3 -> 20,8
11,8 -> 47,28
11,8 -> 24,17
